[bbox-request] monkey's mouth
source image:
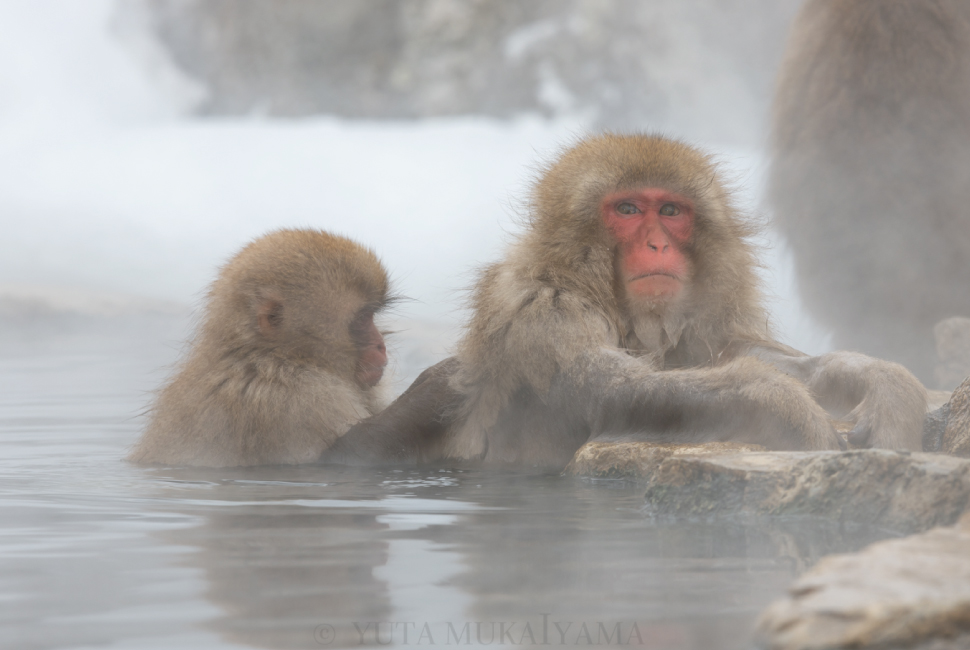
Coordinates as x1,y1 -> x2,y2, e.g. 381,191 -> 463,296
357,364 -> 385,387
627,273 -> 682,299
629,272 -> 681,282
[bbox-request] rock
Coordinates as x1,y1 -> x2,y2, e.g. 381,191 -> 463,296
567,440 -> 970,531
754,512 -> 970,650
943,376 -> 970,457
925,403 -> 951,453
563,439 -> 765,479
935,317 -> 970,390
124,0 -> 797,140
640,450 -> 970,534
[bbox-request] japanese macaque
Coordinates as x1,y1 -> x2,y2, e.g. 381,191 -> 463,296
328,134 -> 927,469
129,229 -> 390,467
770,0 -> 970,386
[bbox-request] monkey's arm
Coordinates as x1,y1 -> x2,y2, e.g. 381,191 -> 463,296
568,350 -> 844,451
320,358 -> 462,465
742,345 -> 927,451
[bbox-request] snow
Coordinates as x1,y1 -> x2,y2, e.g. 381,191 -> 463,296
0,0 -> 831,388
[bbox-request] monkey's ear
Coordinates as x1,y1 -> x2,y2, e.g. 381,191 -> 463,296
256,299 -> 284,338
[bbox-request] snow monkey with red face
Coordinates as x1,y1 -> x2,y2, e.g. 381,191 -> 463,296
327,134 -> 927,469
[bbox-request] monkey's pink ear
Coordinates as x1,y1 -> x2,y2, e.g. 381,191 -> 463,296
256,299 -> 284,338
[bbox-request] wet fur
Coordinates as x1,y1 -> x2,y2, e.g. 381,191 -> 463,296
330,134 -> 927,468
129,229 -> 389,467
770,0 -> 970,384
445,135 -> 844,464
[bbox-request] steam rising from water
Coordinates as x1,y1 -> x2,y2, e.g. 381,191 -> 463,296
0,1 -> 829,390
0,5 -> 900,650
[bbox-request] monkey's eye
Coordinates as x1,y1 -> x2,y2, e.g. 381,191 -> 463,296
350,311 -> 372,333
616,202 -> 640,215
659,203 -> 680,216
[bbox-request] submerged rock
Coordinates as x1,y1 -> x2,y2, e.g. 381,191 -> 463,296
563,440 -> 765,479
754,513 -> 970,650
567,440 -> 970,532
567,441 -> 970,649
640,450 -> 970,534
943,376 -> 970,457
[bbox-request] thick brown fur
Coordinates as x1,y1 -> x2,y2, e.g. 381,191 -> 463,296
770,0 -> 970,386
446,135 -> 777,460
330,134 -> 927,469
129,229 -> 390,467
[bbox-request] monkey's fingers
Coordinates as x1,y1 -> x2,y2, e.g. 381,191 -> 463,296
828,418 -> 852,450
834,431 -> 848,451
821,424 -> 847,451
847,421 -> 873,449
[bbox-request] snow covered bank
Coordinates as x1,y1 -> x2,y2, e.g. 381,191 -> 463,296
0,0 -> 831,387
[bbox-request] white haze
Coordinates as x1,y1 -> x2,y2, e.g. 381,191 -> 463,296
0,0 -> 831,390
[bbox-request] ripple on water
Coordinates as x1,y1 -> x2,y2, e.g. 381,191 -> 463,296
0,333 -> 898,650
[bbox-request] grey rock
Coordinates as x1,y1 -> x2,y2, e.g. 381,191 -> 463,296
564,440 -> 765,479
566,440 -> 970,532
122,0 -> 801,142
566,442 -> 970,650
943,376 -> 970,457
924,403 -> 951,453
754,513 -> 970,650
638,450 -> 970,535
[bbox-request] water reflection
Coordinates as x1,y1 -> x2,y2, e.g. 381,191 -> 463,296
133,465 -> 895,650
137,467 -> 481,648
0,333 -> 898,650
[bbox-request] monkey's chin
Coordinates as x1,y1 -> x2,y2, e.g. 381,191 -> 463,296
357,365 -> 385,387
627,275 -> 682,302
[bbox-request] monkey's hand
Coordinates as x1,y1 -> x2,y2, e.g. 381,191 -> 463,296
826,353 -> 926,451
320,357 -> 462,465
578,352 -> 844,451
747,348 -> 927,451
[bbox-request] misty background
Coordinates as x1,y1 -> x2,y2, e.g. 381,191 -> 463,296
0,0 -> 824,391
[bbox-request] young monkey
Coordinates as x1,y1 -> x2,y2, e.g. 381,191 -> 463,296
129,229 -> 390,467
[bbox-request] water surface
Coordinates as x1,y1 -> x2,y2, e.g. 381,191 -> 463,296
0,321 -> 894,650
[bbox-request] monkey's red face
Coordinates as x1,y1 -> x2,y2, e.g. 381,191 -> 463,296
351,311 -> 387,387
602,188 -> 694,303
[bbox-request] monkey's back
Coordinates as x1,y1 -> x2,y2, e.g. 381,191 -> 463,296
770,0 -> 970,382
